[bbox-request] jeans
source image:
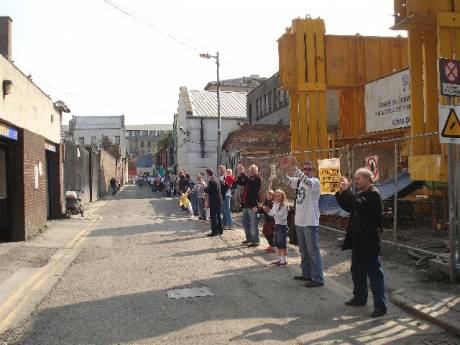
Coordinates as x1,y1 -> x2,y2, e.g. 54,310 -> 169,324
242,208 -> 259,243
191,192 -> 199,216
209,206 -> 223,234
351,253 -> 387,311
222,196 -> 233,228
198,198 -> 206,218
296,226 -> 324,284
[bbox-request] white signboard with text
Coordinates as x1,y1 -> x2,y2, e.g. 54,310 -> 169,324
365,69 -> 411,133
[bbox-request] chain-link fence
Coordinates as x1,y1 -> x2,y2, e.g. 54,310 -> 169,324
243,132 -> 451,262
225,131 -> 456,275
350,133 -> 449,261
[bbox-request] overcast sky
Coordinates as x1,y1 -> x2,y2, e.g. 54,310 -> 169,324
0,0 -> 404,125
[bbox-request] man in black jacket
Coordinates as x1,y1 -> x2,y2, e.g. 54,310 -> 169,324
335,168 -> 387,318
204,168 -> 223,237
236,164 -> 262,247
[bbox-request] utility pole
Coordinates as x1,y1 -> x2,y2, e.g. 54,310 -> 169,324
200,51 -> 222,170
216,51 -> 222,169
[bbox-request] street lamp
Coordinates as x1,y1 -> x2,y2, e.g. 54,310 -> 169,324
200,51 -> 222,169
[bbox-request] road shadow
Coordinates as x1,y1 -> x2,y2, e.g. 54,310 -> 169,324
5,264 -> 446,345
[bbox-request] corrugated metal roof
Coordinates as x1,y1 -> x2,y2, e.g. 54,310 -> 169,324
126,124 -> 172,131
187,90 -> 247,119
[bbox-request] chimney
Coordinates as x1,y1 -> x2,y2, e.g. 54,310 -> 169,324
0,17 -> 12,61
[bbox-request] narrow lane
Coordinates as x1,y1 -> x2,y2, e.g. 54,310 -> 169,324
2,186 -> 459,345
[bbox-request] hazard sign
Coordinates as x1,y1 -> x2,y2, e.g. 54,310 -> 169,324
439,58 -> 460,97
439,106 -> 460,144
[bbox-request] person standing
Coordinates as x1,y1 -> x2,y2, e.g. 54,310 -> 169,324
178,171 -> 187,195
264,189 -> 289,266
109,177 -> 117,196
192,174 -> 207,220
281,156 -> 324,288
222,168 -> 235,230
218,165 -> 230,230
259,190 -> 276,253
204,168 -> 223,237
336,169 -> 387,318
236,164 -> 262,247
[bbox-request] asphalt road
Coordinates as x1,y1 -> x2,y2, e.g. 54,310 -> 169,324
2,186 -> 459,345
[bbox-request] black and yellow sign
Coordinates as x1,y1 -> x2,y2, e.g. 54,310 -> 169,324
439,106 -> 460,144
318,158 -> 341,194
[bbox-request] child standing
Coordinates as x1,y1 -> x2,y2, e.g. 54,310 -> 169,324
263,189 -> 289,266
259,190 -> 276,253
223,169 -> 235,229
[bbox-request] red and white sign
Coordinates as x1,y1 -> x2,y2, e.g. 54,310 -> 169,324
445,61 -> 458,83
365,155 -> 379,181
440,58 -> 460,97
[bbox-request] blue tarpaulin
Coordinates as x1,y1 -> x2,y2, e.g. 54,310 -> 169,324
136,153 -> 154,169
319,171 -> 413,217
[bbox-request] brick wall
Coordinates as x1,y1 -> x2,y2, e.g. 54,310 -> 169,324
22,129 -> 47,240
99,148 -> 118,197
222,124 -> 293,200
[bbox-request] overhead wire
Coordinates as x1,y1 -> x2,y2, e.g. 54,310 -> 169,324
101,0 -> 245,69
102,0 -> 201,53
35,80 -> 159,115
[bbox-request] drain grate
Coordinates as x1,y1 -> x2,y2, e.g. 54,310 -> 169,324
167,287 -> 213,299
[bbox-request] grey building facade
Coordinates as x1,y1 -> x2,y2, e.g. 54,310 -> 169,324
125,124 -> 172,158
247,73 -> 290,126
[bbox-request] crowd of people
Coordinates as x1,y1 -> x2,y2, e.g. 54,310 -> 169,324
144,157 -> 387,319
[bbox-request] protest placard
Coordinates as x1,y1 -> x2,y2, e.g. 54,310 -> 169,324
318,158 -> 341,194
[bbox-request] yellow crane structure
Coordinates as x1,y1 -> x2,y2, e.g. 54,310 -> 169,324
278,17 -> 409,166
392,0 -> 460,182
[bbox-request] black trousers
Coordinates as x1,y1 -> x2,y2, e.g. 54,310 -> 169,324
210,206 -> 223,235
265,234 -> 274,247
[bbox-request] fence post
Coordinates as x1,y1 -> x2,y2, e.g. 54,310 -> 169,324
350,146 -> 355,192
448,143 -> 457,283
346,145 -> 351,178
393,142 -> 398,242
457,145 -> 460,266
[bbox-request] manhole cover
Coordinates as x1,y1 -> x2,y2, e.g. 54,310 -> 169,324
167,287 -> 213,299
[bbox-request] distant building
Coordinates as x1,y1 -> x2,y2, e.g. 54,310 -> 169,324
155,131 -> 174,172
247,72 -> 340,131
247,72 -> 290,126
176,87 -> 247,177
125,124 -> 172,158
205,75 -> 267,93
68,115 -> 127,158
0,16 -> 68,241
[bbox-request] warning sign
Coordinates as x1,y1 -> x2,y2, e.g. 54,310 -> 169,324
318,158 -> 341,195
440,59 -> 460,97
365,156 -> 380,181
439,106 -> 460,144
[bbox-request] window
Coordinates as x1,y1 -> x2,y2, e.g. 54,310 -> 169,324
147,141 -> 152,147
115,136 -> 120,145
141,141 -> 145,148
91,136 -> 97,145
274,88 -> 279,110
78,137 -> 85,145
268,91 -> 273,113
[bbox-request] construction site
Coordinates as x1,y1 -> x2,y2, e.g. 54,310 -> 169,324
273,0 -> 460,283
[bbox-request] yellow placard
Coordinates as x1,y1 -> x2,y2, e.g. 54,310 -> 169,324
318,158 -> 341,195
